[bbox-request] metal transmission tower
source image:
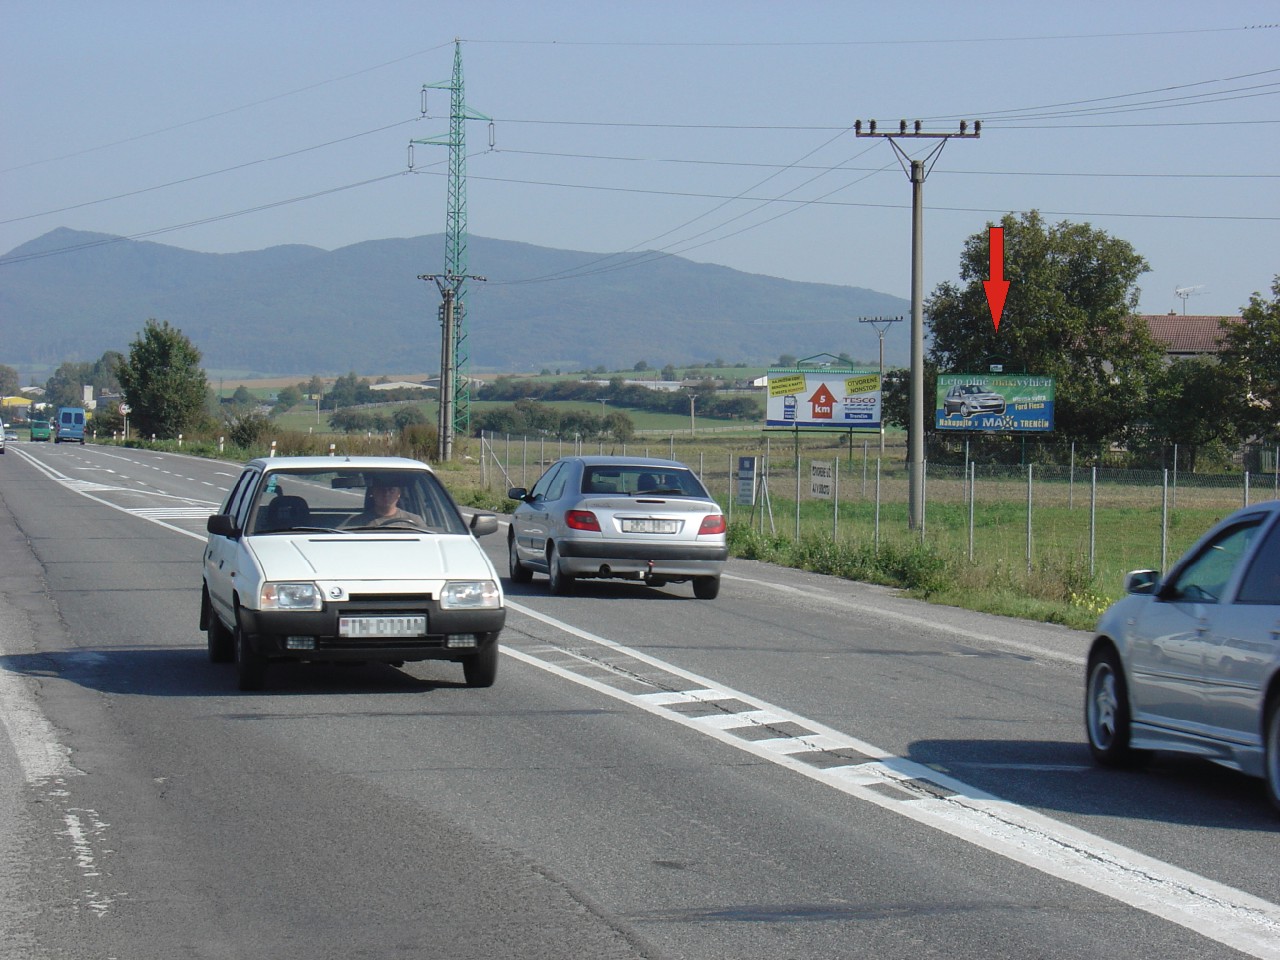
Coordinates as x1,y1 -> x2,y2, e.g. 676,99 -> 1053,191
409,40 -> 492,458
854,119 -> 981,531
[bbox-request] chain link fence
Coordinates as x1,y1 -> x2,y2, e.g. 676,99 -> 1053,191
478,430 -> 1280,595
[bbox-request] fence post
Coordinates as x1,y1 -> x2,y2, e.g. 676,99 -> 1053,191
833,458 -> 840,541
874,457 -> 881,553
968,461 -> 975,563
1026,463 -> 1033,574
1089,466 -> 1097,578
1069,442 -> 1075,510
1161,468 -> 1169,572
1244,470 -> 1251,507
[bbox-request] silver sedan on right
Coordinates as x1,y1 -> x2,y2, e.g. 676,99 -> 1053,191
507,456 -> 728,598
1085,499 -> 1280,813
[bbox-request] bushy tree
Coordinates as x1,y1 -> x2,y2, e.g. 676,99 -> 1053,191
393,405 -> 428,432
1220,275 -> 1280,441
0,365 -> 19,396
927,211 -> 1163,449
115,320 -> 208,439
1143,357 -> 1242,471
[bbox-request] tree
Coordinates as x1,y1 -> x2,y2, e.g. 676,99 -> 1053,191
274,385 -> 303,411
1220,275 -> 1280,441
926,211 -> 1164,449
393,405 -> 428,432
1143,357 -> 1242,471
116,320 -> 208,439
0,365 -> 19,396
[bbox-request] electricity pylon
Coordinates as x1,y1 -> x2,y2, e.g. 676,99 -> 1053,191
409,39 -> 491,456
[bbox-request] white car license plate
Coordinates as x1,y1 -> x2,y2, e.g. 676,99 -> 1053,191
621,518 -> 679,534
339,615 -> 427,638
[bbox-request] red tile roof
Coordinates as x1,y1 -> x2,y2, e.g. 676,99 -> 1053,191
1139,314 -> 1242,356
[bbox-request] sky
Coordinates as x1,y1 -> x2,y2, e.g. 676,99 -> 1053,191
3,0 -> 1277,332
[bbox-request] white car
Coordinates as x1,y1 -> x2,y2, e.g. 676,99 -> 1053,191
201,456 -> 505,691
1085,499 -> 1280,812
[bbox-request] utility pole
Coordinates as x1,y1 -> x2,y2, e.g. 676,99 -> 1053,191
409,40 -> 492,444
855,119 -> 980,530
419,272 -> 486,462
859,315 -> 904,453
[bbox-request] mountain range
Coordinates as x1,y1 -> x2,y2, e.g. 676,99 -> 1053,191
1,228 -> 910,377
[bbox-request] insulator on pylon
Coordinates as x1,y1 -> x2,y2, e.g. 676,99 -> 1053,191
420,86 -> 429,116
407,143 -> 414,170
488,121 -> 495,150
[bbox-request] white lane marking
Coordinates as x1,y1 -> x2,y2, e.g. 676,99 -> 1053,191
505,599 -> 1280,959
0,666 -> 77,784
721,572 -> 1086,665
13,448 -> 219,536
13,449 -> 1279,955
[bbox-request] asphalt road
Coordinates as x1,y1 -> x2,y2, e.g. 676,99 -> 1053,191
1,441 -> 1277,959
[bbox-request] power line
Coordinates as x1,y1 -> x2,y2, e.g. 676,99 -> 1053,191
1,119 -> 423,227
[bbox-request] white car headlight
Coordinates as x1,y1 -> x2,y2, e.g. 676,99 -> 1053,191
440,580 -> 501,610
260,582 -> 323,611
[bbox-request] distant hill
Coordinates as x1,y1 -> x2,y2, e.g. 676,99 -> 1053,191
0,228 -> 910,376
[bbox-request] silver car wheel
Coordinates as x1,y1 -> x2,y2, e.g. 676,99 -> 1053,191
1265,701 -> 1280,815
1085,648 -> 1145,767
1089,664 -> 1118,748
547,542 -> 574,596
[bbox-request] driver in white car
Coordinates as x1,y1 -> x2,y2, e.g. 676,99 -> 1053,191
342,476 -> 426,529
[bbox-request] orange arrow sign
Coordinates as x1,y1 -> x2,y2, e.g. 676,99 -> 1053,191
983,226 -> 1010,332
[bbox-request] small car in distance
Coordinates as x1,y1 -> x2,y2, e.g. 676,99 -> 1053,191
200,456 -> 505,691
943,384 -> 1006,418
507,456 -> 728,598
29,420 -> 51,441
1084,500 -> 1280,812
3,429 -> 16,442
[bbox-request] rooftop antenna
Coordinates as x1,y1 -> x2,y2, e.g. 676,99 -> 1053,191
1174,285 -> 1205,315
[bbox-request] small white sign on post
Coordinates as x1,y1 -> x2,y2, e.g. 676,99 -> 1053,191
811,460 -> 834,500
736,456 -> 757,506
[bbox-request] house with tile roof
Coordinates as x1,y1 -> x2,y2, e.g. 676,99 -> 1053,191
1138,313 -> 1242,361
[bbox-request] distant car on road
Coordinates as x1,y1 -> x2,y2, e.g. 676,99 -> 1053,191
29,419 -> 51,441
201,456 -> 505,691
3,429 -> 15,442
1085,499 -> 1280,813
54,406 -> 86,444
507,455 -> 728,598
943,384 -> 1006,418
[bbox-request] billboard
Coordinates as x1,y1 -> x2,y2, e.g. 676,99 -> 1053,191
935,374 -> 1055,432
765,370 -> 881,429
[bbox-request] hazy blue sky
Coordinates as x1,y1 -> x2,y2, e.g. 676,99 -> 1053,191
3,1 -> 1276,324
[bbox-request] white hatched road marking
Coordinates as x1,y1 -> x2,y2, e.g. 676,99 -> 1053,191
5,446 -> 1280,957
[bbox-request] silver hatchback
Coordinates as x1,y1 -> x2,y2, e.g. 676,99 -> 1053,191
507,456 -> 728,598
1085,500 -> 1280,812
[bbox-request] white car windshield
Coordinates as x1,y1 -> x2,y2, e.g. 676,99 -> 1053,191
248,469 -> 468,535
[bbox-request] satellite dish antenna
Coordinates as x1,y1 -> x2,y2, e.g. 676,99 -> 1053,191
1174,285 -> 1205,315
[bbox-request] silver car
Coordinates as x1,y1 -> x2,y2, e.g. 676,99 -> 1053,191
943,384 -> 1006,418
1085,500 -> 1280,812
507,456 -> 728,598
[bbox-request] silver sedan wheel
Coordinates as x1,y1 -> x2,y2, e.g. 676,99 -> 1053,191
1266,702 -> 1280,815
1085,648 -> 1146,767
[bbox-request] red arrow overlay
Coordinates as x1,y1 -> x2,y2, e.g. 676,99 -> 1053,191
983,226 -> 1010,332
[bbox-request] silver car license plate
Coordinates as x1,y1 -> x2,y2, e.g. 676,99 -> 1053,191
621,518 -> 679,534
339,615 -> 427,638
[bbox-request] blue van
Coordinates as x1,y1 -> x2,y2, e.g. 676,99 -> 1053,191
55,406 -> 87,444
